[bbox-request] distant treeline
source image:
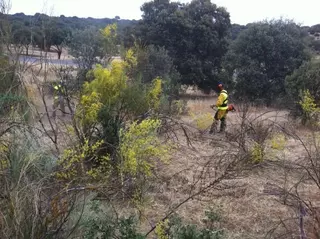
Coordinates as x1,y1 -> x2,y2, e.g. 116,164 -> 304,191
1,12 -> 137,58
5,12 -> 319,50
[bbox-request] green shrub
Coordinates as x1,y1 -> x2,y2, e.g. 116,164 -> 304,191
79,201 -> 145,239
0,57 -> 28,118
285,60 -> 320,119
299,89 -> 320,125
79,202 -> 226,239
269,133 -> 287,150
250,142 -> 265,163
126,44 -> 182,110
155,208 -> 225,239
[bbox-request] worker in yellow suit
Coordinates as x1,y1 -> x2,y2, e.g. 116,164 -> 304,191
52,80 -> 66,118
209,82 -> 228,134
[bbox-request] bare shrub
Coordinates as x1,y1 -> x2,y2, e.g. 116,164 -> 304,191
259,119 -> 320,238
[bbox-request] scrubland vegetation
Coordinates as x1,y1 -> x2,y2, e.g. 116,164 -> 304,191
0,0 -> 320,238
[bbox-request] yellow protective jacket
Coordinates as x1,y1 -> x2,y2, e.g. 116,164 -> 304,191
53,83 -> 65,100
216,90 -> 228,110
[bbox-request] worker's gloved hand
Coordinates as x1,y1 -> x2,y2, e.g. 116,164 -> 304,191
227,104 -> 236,112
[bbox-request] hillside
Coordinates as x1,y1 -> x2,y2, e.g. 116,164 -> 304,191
7,12 -> 136,30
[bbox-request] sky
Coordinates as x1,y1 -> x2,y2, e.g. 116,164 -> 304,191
9,0 -> 320,26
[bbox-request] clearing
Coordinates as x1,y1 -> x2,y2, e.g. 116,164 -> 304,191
26,63 -> 320,239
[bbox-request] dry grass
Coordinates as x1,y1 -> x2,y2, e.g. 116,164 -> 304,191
186,97 -> 216,114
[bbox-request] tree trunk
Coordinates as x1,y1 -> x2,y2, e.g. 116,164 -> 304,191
57,51 -> 62,60
57,50 -> 62,60
40,41 -> 45,51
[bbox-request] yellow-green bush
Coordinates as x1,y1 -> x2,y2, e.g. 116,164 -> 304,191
76,51 -> 164,138
78,91 -> 103,126
189,112 -> 214,131
100,23 -> 118,60
64,49 -> 172,189
0,144 -> 8,170
270,133 -> 287,150
155,219 -> 170,239
119,119 -> 171,177
80,53 -> 162,116
100,23 -> 117,38
56,139 -> 105,180
123,48 -> 138,72
171,100 -> 186,115
250,142 -> 264,163
147,78 -> 162,111
299,89 -> 320,125
83,62 -> 127,105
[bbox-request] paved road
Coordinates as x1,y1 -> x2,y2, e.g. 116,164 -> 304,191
16,55 -> 122,66
18,55 -> 77,66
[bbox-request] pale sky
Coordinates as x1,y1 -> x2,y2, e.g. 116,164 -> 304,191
9,0 -> 320,26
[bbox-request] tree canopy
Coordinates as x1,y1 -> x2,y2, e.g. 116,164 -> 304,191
5,12 -> 134,57
224,19 -> 310,104
132,0 -> 231,91
286,59 -> 320,103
